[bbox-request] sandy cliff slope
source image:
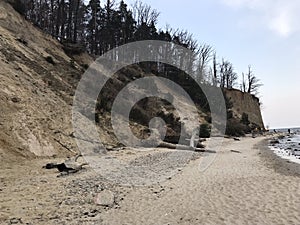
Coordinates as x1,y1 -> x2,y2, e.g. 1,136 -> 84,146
0,1 -> 265,163
0,1 -> 88,161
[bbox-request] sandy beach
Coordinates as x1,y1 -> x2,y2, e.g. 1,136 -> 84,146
1,136 -> 300,224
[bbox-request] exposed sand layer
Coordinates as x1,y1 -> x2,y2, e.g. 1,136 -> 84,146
1,136 -> 300,224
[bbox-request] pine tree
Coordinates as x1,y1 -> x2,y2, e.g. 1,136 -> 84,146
87,0 -> 101,54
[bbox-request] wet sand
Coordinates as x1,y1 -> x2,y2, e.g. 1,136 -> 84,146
258,138 -> 300,177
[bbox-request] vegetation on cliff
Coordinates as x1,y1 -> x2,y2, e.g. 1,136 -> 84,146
13,0 -> 262,95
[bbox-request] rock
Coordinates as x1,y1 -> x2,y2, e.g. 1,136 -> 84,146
270,140 -> 279,144
95,190 -> 115,207
11,96 -> 21,103
196,142 -> 205,148
106,146 -> 114,151
9,217 -> 22,224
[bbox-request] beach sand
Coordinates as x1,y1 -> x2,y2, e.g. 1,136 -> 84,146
1,136 -> 300,224
101,136 -> 300,224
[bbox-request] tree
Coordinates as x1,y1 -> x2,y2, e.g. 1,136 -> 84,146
72,0 -> 85,42
118,0 -> 135,45
219,59 -> 237,89
212,52 -> 218,86
196,44 -> 213,83
241,72 -> 246,92
241,65 -> 263,95
19,0 -> 262,100
87,0 -> 101,54
56,0 -> 67,39
132,0 -> 160,27
8,0 -> 27,15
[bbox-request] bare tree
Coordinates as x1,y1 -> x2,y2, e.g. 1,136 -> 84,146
240,72 -> 247,92
212,52 -> 218,86
132,0 -> 160,26
196,44 -> 213,83
171,29 -> 198,76
245,65 -> 263,95
219,59 -> 237,89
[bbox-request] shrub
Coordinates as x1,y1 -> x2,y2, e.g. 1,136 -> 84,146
199,123 -> 211,138
70,59 -> 75,68
240,113 -> 250,125
227,110 -> 233,119
81,64 -> 89,70
226,119 -> 251,137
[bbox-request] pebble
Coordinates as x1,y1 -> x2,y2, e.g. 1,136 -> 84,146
95,190 -> 115,207
9,217 -> 22,224
11,97 -> 21,103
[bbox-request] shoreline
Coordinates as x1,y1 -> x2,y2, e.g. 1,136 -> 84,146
257,138 -> 300,177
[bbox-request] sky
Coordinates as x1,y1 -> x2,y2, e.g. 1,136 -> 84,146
119,0 -> 300,129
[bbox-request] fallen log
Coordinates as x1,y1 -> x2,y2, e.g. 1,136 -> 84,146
43,154 -> 88,177
158,141 -> 205,152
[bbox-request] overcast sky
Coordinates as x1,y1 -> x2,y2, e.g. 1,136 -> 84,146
120,0 -> 300,129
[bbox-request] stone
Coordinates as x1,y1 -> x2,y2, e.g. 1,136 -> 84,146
95,190 -> 115,207
270,140 -> 279,144
9,217 -> 22,224
11,97 -> 21,103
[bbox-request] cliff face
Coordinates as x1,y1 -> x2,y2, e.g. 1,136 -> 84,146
0,1 -> 89,162
0,1 -> 265,161
224,89 -> 264,129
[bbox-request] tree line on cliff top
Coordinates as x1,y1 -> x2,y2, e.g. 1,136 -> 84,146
13,0 -> 262,95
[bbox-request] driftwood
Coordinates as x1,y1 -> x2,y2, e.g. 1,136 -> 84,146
230,150 -> 241,153
43,154 -> 87,177
158,141 -> 205,152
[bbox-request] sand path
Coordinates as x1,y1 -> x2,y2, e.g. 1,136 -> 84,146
100,137 -> 300,225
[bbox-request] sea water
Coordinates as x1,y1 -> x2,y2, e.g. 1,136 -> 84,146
269,133 -> 300,165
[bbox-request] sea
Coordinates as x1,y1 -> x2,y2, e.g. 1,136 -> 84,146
269,128 -> 300,164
